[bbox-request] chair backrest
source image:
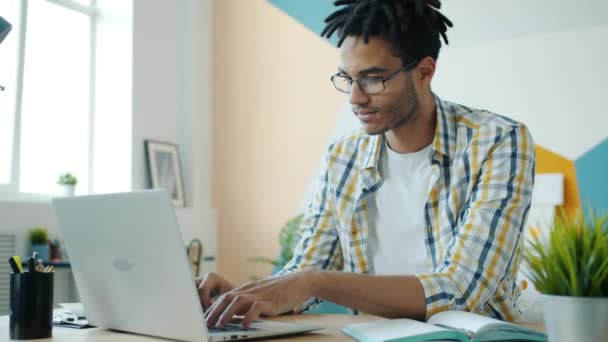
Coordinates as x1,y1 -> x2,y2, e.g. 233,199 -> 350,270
187,239 -> 203,277
517,173 -> 564,323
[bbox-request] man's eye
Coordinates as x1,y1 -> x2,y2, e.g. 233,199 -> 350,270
362,77 -> 383,83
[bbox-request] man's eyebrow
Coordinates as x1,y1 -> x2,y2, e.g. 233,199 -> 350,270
337,66 -> 389,76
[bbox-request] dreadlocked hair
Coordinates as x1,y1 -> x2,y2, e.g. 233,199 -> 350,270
321,0 -> 453,64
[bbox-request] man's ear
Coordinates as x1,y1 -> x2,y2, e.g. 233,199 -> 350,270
416,56 -> 436,85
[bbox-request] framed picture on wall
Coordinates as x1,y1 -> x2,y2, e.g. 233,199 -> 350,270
144,140 -> 185,207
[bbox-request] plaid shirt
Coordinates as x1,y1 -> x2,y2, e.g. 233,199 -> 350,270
278,95 -> 535,322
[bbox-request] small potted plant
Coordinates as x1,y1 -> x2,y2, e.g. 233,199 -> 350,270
57,172 -> 78,196
524,209 -> 608,342
28,227 -> 50,261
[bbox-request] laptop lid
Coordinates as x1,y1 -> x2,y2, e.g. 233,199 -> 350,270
53,190 -> 208,341
53,190 -> 320,342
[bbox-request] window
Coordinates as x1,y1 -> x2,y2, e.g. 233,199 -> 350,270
0,0 -> 96,198
0,1 -> 20,185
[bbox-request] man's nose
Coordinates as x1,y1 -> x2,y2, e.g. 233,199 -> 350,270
349,81 -> 369,106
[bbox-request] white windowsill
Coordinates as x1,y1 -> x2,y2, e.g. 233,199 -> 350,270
0,192 -> 63,204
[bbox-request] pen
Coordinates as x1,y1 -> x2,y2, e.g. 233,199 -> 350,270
28,256 -> 36,272
8,256 -> 21,273
36,260 -> 44,272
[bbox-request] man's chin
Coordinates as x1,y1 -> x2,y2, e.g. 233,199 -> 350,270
362,124 -> 386,136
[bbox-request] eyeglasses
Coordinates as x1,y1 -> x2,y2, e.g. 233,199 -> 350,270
330,59 -> 419,95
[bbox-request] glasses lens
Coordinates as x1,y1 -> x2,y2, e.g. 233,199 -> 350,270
360,78 -> 384,95
332,75 -> 352,93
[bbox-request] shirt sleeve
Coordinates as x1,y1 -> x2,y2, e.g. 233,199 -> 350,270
416,123 -> 535,321
275,144 -> 344,312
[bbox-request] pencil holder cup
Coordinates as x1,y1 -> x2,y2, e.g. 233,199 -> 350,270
9,272 -> 54,340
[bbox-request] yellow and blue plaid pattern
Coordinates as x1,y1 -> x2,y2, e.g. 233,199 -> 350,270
278,95 -> 535,322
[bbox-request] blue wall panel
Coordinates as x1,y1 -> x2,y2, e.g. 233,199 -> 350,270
576,138 -> 608,214
268,0 -> 338,45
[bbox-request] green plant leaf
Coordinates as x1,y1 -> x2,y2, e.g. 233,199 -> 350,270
28,227 -> 49,245
57,172 -> 78,185
523,209 -> 608,297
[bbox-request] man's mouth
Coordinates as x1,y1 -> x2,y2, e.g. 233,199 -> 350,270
356,110 -> 378,122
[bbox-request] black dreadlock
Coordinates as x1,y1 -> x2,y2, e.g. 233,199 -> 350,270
321,0 -> 453,64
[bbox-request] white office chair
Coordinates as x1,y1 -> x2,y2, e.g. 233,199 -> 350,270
517,173 -> 564,323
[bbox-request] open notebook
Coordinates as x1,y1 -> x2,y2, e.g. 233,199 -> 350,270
342,311 -> 546,342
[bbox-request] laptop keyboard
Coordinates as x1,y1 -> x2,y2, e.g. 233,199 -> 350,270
207,317 -> 260,333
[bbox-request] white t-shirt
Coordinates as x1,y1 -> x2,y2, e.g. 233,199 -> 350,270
366,141 -> 433,276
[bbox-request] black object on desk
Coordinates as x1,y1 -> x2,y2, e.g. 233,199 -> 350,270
9,272 -> 54,340
0,16 -> 11,45
0,16 -> 12,92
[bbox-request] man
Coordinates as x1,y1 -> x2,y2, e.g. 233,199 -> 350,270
199,0 -> 535,329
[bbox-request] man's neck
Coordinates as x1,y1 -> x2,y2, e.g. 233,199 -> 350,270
384,93 -> 437,154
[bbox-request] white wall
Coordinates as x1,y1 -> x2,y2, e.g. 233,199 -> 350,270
0,0 -> 217,273
0,203 -> 59,264
132,0 -> 217,271
433,25 -> 608,160
435,0 -> 608,159
440,0 -> 608,49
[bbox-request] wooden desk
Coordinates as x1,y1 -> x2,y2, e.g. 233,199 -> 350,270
2,314 -> 544,341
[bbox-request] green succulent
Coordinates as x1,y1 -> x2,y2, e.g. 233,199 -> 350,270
57,172 -> 78,185
28,227 -> 49,245
523,209 -> 608,297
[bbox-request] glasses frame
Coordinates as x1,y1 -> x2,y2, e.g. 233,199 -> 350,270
330,59 -> 420,95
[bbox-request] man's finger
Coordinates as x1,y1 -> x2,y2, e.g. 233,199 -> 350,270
216,295 -> 252,329
204,296 -> 221,325
197,278 -> 213,310
241,301 -> 272,329
205,292 -> 234,328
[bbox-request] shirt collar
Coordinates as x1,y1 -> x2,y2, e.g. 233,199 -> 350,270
359,94 -> 455,171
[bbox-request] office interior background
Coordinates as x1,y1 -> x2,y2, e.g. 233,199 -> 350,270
0,0 -> 607,315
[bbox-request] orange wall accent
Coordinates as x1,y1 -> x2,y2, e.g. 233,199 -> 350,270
213,0 -> 343,285
535,145 -> 580,216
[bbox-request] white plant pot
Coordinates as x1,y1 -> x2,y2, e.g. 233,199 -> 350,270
60,184 -> 76,196
541,294 -> 608,342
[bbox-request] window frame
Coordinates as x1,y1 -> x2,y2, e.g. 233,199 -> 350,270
0,0 -> 98,202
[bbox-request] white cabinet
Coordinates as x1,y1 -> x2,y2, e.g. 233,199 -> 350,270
52,266 -> 79,306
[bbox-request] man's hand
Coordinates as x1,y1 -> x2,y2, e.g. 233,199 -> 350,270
204,271 -> 316,329
196,273 -> 236,311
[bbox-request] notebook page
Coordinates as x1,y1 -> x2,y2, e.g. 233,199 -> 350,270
427,311 -> 512,333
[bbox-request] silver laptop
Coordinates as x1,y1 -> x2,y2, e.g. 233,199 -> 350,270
52,190 -> 321,341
